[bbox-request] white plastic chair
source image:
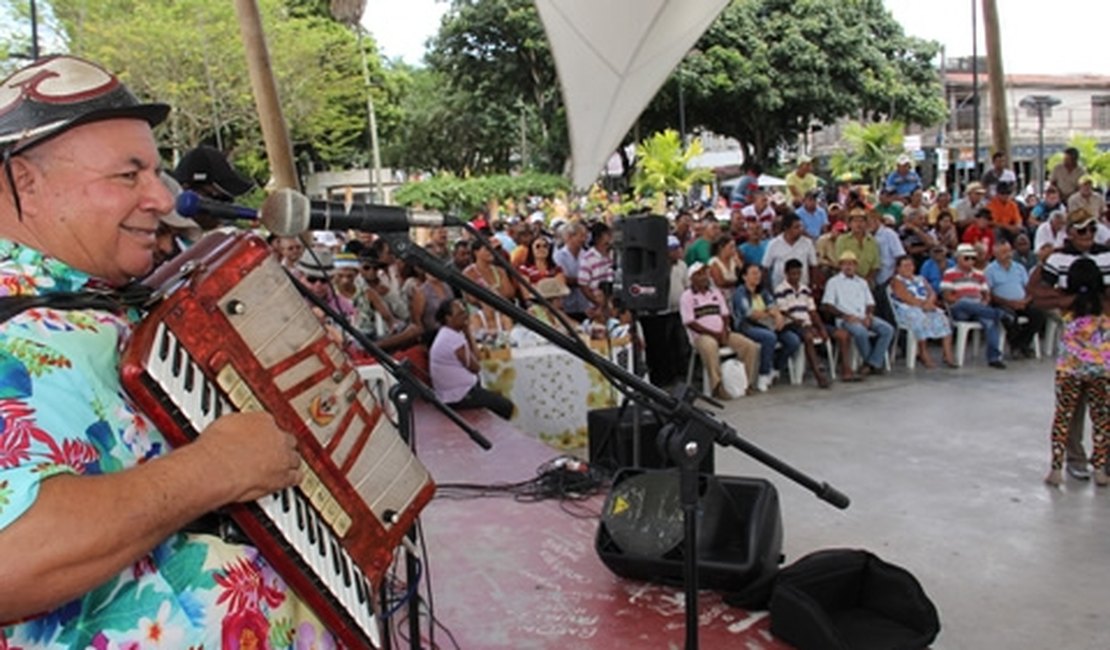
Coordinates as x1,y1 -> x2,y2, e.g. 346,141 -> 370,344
951,320 -> 983,367
685,341 -> 738,396
887,286 -> 919,370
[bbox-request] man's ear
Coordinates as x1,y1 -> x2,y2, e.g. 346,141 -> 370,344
5,155 -> 44,212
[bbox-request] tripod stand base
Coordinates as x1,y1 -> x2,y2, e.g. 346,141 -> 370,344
596,469 -> 784,591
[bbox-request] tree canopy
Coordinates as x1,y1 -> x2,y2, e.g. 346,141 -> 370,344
2,0 -> 405,183
640,0 -> 946,166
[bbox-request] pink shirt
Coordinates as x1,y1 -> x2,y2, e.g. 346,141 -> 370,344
429,326 -> 477,403
680,287 -> 730,339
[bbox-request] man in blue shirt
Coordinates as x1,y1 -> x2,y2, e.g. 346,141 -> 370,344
795,191 -> 828,239
985,239 -> 1045,358
728,162 -> 762,207
884,155 -> 922,200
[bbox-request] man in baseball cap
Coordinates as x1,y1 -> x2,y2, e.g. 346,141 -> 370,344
0,56 -> 333,646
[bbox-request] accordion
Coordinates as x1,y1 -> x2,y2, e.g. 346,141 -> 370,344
120,231 -> 435,648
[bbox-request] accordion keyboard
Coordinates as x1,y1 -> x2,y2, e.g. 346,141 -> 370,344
144,322 -> 380,645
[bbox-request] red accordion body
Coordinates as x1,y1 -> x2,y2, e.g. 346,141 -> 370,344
120,231 -> 434,648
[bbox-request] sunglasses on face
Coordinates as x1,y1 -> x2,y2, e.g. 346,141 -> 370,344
534,242 -> 550,248
304,276 -> 329,285
1074,225 -> 1096,235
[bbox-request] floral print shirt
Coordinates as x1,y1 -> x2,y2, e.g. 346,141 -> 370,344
1057,313 -> 1110,379
0,241 -> 334,649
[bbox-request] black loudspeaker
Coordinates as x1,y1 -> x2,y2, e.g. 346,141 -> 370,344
587,406 -> 714,475
596,469 -> 783,591
615,215 -> 670,312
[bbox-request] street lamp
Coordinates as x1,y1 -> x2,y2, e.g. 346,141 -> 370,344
1019,94 -> 1061,197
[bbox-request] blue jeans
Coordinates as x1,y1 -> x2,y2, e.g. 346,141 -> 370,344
837,316 -> 894,370
739,324 -> 801,375
950,300 -> 1005,363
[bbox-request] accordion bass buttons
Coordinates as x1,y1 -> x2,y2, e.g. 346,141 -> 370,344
226,299 -> 246,315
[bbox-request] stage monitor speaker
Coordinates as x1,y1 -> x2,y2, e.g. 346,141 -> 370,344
587,406 -> 713,475
595,469 -> 783,591
615,215 -> 670,312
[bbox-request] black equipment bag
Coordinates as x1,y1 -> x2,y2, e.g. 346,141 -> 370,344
726,548 -> 940,650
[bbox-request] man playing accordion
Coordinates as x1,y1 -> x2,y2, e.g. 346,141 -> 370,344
0,56 -> 335,648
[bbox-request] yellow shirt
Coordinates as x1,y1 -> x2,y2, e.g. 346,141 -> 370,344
834,234 -> 881,280
785,171 -> 818,203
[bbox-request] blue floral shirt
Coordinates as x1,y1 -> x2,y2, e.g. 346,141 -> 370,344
0,242 -> 333,649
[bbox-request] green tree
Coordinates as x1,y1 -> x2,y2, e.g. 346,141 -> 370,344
35,0 -> 399,180
417,0 -> 567,174
829,120 -> 905,190
632,130 -> 714,213
641,0 -> 946,166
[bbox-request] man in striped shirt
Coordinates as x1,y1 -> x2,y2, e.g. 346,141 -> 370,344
941,243 -> 1008,368
774,259 -> 831,387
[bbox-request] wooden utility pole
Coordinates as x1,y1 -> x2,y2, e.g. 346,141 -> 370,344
981,0 -> 1010,159
233,0 -> 299,191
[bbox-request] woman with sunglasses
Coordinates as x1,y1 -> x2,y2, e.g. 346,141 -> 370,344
463,239 -> 518,341
518,236 -> 565,285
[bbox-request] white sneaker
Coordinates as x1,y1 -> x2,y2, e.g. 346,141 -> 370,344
756,374 -> 772,392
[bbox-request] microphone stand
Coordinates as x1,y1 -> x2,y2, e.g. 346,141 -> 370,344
380,230 -> 851,650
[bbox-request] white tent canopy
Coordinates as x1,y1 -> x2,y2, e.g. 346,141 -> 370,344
534,0 -> 730,189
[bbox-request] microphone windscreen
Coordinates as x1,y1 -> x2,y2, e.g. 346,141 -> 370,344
260,187 -> 311,236
175,190 -> 202,217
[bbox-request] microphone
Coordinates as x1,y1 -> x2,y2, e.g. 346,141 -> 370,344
260,187 -> 455,237
175,190 -> 258,222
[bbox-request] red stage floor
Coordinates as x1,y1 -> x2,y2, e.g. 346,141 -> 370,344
408,404 -> 790,649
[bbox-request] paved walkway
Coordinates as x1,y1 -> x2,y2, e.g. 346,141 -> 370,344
712,356 -> 1109,649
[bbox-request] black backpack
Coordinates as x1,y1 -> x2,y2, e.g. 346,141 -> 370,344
726,548 -> 940,650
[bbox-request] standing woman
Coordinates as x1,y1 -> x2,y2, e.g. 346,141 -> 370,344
1045,259 -> 1109,486
708,235 -> 741,297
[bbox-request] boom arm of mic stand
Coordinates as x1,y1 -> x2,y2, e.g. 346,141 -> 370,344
383,233 -> 849,510
288,268 -> 492,450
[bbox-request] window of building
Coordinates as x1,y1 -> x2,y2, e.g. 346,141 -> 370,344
1092,95 -> 1110,130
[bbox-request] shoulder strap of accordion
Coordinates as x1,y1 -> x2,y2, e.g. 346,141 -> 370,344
0,282 -> 155,325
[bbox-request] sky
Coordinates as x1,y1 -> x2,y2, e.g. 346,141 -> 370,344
362,0 -> 1110,76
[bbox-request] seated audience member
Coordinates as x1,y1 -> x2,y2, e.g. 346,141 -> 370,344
464,238 -> 520,335
452,239 -> 474,274
822,250 -> 895,380
816,220 -> 847,277
920,245 -> 955,295
353,254 -> 422,350
890,255 -> 956,368
410,267 -> 453,345
517,235 -> 564,285
732,263 -> 802,392
1034,206 -> 1068,262
929,210 -> 959,254
708,235 -> 741,295
1031,185 -> 1066,222
741,189 -> 777,235
955,181 -> 988,227
986,239 -> 1046,358
297,249 -> 356,322
835,208 -> 881,285
926,190 -> 953,226
425,226 -> 452,261
961,207 -> 997,259
986,181 -> 1024,241
764,211 -> 819,289
899,207 -> 936,269
684,216 -> 720,265
941,243 -> 1009,368
276,235 -> 306,268
680,263 -> 760,399
579,223 -> 615,310
795,190 -> 828,239
1013,233 -> 1038,270
739,220 -> 769,266
429,299 -> 514,419
773,259 -> 832,387
1067,175 -> 1106,220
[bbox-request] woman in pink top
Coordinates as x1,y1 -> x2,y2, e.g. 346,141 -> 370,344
429,299 -> 514,419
